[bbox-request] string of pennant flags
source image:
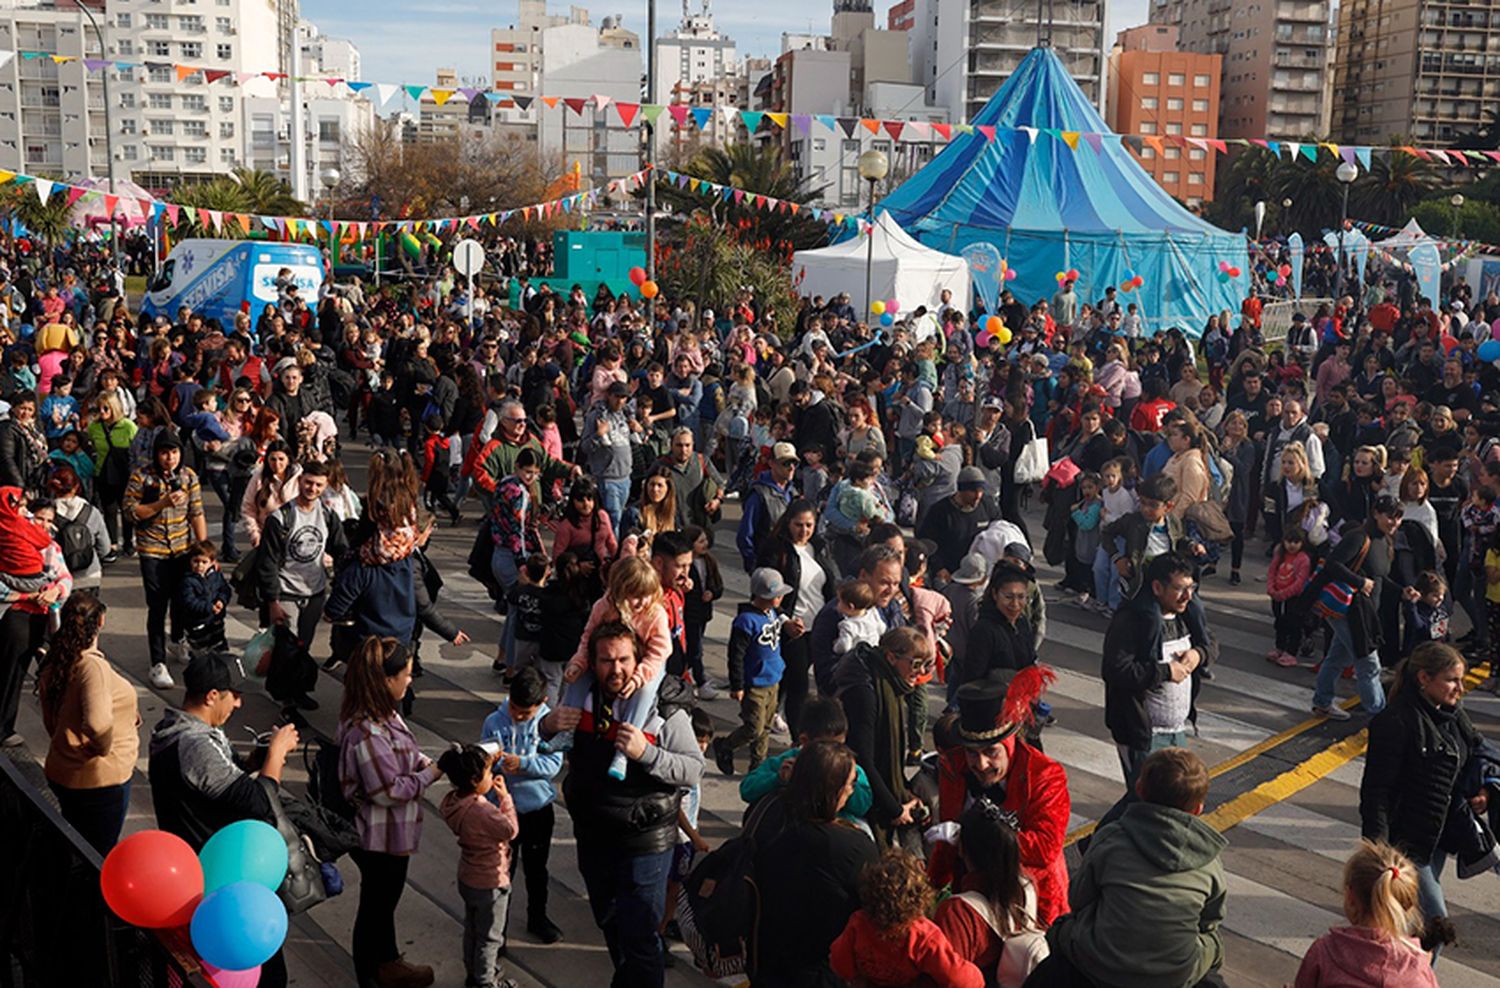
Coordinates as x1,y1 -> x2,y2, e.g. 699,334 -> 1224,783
10,46 -> 1500,168
0,163 -> 876,237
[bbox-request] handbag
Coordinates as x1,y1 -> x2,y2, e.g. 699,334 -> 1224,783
258,777 -> 332,915
1013,434 -> 1050,485
1312,537 -> 1370,620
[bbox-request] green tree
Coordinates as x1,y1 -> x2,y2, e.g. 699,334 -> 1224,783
0,180 -> 75,272
1412,197 -> 1500,243
656,141 -> 828,256
657,214 -> 801,335
1205,149 -> 1278,233
1349,153 -> 1437,227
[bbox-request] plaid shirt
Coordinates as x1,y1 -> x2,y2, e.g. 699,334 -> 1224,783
338,714 -> 435,855
123,466 -> 205,559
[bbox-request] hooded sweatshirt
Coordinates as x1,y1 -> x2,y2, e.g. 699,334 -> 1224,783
440,787 -> 520,890
147,707 -> 275,850
1293,927 -> 1438,988
1050,800 -> 1228,988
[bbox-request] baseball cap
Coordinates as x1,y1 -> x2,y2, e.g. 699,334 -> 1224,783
153,431 -> 183,454
1003,541 -> 1034,564
183,652 -> 247,696
607,380 -> 631,398
772,441 -> 799,465
952,553 -> 989,585
750,567 -> 793,599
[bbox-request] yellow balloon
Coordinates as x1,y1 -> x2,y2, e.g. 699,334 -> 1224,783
870,300 -> 886,316
996,325 -> 1013,345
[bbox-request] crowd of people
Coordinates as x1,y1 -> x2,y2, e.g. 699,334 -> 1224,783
0,229 -> 1496,988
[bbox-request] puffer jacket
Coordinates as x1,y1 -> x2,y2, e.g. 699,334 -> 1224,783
1360,684 -> 1478,865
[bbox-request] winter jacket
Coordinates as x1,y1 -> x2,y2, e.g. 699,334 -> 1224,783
1267,548 -> 1313,602
440,788 -> 519,890
1100,511 -> 1195,599
830,911 -> 984,988
727,603 -> 786,691
147,707 -> 277,851
960,598 -> 1037,689
1100,587 -> 1209,750
756,533 -> 837,623
1360,685 -> 1479,865
737,470 -> 795,570
833,644 -> 912,826
1293,927 -> 1437,988
480,700 -> 563,815
1049,801 -> 1228,988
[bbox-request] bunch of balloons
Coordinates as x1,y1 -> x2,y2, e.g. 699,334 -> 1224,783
628,266 -> 659,300
872,298 -> 900,327
1216,260 -> 1242,284
1275,263 -> 1292,288
977,314 -> 1012,348
101,823 -> 291,985
1054,268 -> 1081,285
1119,271 -> 1146,293
997,259 -> 1019,282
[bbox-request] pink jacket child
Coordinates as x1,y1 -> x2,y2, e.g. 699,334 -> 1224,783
440,785 -> 519,889
1267,545 -> 1313,602
1293,927 -> 1438,988
557,558 -> 672,779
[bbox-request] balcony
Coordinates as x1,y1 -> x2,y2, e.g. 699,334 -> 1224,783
1279,2 -> 1326,22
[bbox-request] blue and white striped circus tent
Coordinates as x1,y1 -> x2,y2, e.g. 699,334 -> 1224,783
877,46 -> 1248,336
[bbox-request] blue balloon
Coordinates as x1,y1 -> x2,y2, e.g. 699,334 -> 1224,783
199,820 -> 288,893
190,881 -> 287,972
1481,340 -> 1500,362
880,312 -> 894,327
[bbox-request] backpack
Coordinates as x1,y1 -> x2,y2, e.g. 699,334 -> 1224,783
1206,445 -> 1234,504
951,890 -> 1050,988
56,503 -> 95,573
677,834 -> 759,978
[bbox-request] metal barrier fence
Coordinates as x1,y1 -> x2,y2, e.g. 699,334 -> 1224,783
1257,297 -> 1333,346
0,757 -> 211,988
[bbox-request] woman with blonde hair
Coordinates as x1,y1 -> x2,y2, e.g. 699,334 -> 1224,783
1294,841 -> 1448,985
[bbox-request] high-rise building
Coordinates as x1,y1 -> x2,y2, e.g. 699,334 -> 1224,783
908,0 -> 1106,123
491,0 -> 590,105
887,0 -> 915,31
1331,0 -> 1496,145
537,19 -> 643,185
0,0 -> 108,181
1149,0 -> 1331,139
653,1 -> 737,154
1108,25 -> 1221,206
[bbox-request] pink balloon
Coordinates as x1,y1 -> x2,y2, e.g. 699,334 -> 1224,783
1491,322 -> 1500,342
1004,268 -> 1017,281
976,331 -> 992,347
885,299 -> 900,314
202,964 -> 262,988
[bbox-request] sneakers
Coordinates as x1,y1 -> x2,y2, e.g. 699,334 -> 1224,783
1266,651 -> 1300,668
712,737 -> 735,777
771,713 -> 789,735
149,663 -> 175,689
696,681 -> 719,701
1074,592 -> 1092,608
1229,571 -> 1242,586
528,915 -> 564,944
374,957 -> 434,988
167,640 -> 190,663
1312,704 -> 1351,721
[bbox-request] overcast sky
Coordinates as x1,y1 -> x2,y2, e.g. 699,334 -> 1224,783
302,0 -> 1151,94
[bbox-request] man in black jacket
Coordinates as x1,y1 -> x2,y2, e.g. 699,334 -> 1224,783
917,466 -> 999,581
148,653 -> 297,988
542,621 -> 704,988
833,626 -> 930,842
789,380 -> 842,461
1101,554 -> 1207,794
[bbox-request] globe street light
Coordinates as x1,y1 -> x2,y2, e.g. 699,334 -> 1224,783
321,167 -> 341,265
1335,161 -> 1358,300
857,149 -> 889,323
1452,193 -> 1465,238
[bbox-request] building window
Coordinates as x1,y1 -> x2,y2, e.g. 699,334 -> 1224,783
1191,98 -> 1207,112
1168,72 -> 1185,86
1188,172 -> 1203,184
1141,96 -> 1158,109
149,41 -> 171,57
219,97 -> 234,113
149,93 -> 172,109
120,119 -> 136,135
116,13 -> 131,27
1140,121 -> 1157,133
318,119 -> 340,143
220,121 -> 235,138
1189,148 -> 1206,160
183,120 -> 207,138
184,147 -> 207,165
123,145 -> 138,161
120,92 -> 135,108
1163,170 -> 1179,182
1166,121 -> 1182,134
150,145 -> 174,161
1193,73 -> 1211,86
181,42 -> 202,59
216,44 -> 232,60
1141,147 -> 1155,159
216,17 -> 232,32
1165,146 -> 1181,159
150,119 -> 175,136
182,94 -> 206,112
1167,97 -> 1184,110
1142,71 -> 1160,84
117,39 -> 134,55
1190,123 -> 1207,136
145,14 -> 169,30
180,16 -> 204,33
220,148 -> 236,164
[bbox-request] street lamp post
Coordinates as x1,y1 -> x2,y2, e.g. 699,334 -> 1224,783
1281,197 -> 1293,235
321,167 -> 340,269
645,0 -> 657,282
1451,193 -> 1465,239
1335,161 -> 1358,302
857,148 -> 888,323
76,2 -> 119,271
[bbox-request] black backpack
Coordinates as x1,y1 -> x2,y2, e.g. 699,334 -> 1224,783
677,834 -> 759,978
56,504 -> 95,573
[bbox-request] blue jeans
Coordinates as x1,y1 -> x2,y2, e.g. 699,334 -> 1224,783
600,477 -> 630,536
1312,616 -> 1387,713
491,545 -> 521,663
1092,544 -> 1125,609
575,842 -> 673,988
1417,851 -> 1448,964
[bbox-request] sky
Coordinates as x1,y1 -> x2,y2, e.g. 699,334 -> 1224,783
302,0 -> 1153,94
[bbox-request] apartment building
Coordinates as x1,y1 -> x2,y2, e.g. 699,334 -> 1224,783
1108,24 -> 1221,206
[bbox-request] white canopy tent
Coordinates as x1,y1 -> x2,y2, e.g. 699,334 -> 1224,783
792,211 -> 971,313
1376,218 -> 1436,253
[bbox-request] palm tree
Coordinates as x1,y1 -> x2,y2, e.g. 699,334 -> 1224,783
1349,152 -> 1437,227
1269,153 -> 1347,237
655,141 -> 828,254
0,181 -> 75,272
229,167 -> 305,215
1206,149 -> 1279,232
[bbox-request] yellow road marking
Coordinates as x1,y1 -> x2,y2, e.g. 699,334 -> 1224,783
1203,731 -> 1368,832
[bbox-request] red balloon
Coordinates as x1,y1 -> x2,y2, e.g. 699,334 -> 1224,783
1066,268 -> 1080,280
1133,276 -> 1144,288
1228,266 -> 1241,278
101,830 -> 204,929
1442,335 -> 1461,354
628,266 -> 647,286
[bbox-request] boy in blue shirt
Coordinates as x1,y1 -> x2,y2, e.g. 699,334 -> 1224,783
738,696 -> 873,826
480,667 -> 565,945
40,373 -> 79,444
712,567 -> 789,777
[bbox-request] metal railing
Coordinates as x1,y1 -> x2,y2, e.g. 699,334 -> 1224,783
0,758 -> 212,988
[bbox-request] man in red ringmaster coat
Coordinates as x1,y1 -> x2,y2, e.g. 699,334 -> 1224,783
926,669 -> 1072,925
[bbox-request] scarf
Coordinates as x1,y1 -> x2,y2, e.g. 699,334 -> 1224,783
871,652 -> 915,807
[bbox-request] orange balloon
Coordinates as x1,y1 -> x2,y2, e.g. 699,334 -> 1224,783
641,280 -> 659,299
